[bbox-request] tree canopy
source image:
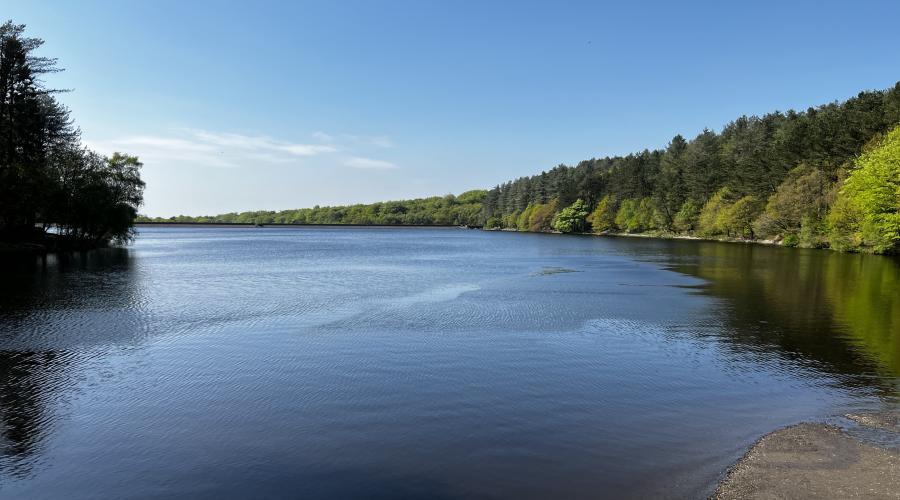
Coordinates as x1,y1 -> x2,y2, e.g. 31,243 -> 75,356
828,126 -> 900,253
0,21 -> 144,248
479,82 -> 900,253
139,190 -> 487,227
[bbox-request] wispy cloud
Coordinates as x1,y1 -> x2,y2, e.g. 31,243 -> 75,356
313,131 -> 394,148
85,128 -> 398,172
366,136 -> 394,148
344,156 -> 398,170
86,129 -> 340,169
311,131 -> 336,142
187,129 -> 337,157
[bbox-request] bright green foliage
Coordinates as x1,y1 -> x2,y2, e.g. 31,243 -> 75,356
553,199 -> 589,233
613,198 -> 659,232
825,191 -> 861,251
637,198 -> 663,231
798,216 -> 827,248
525,200 -> 558,232
698,188 -> 733,237
502,212 -> 519,229
754,165 -> 832,239
587,195 -> 617,233
516,205 -> 534,230
828,125 -> 900,253
615,199 -> 639,232
478,81 -> 900,252
140,190 -> 488,227
720,196 -> 762,239
782,233 -> 801,247
491,201 -> 564,233
673,199 -> 701,233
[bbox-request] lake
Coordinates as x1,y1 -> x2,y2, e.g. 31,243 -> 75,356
1,227 -> 898,499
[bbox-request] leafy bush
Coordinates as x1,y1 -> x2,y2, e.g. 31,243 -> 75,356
673,200 -> 701,233
553,199 -> 589,233
698,188 -> 733,237
587,195 -> 617,233
828,125 -> 900,253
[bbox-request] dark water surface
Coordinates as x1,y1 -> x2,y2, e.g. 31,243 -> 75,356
1,227 -> 898,499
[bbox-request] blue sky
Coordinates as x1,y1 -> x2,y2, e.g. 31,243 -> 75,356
5,0 -> 900,216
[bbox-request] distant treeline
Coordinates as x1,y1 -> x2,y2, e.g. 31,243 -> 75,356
0,21 -> 144,249
138,190 -> 487,226
482,83 -> 900,254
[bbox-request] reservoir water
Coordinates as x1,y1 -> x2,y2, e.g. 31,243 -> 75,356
1,227 -> 898,499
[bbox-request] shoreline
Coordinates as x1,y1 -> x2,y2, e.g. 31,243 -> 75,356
599,231 -> 779,247
132,222 -> 894,255
486,226 -> 892,255
487,226 -> 787,248
714,412 -> 900,499
134,222 -> 477,228
0,223 -> 869,256
132,224 -> 805,254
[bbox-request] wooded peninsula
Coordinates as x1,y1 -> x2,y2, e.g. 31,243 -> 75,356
0,21 -> 145,250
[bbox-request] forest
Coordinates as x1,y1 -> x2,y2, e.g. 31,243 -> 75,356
157,82 -> 900,254
4,21 -> 898,254
0,21 -> 144,250
137,189 -> 487,226
482,83 -> 900,254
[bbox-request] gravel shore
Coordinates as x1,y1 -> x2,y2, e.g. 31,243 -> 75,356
714,419 -> 900,499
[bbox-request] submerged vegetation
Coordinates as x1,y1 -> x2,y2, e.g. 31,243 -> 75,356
0,21 -> 144,249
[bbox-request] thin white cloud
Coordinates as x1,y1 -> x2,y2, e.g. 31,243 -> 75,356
279,144 -> 336,156
108,136 -> 214,152
367,135 -> 394,148
313,131 -> 395,148
311,131 -> 336,142
85,128 -> 398,174
85,128 -> 338,169
344,156 -> 398,170
83,135 -> 238,168
185,129 -> 337,156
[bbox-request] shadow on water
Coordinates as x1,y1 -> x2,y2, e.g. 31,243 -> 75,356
0,351 -> 68,478
0,249 -> 149,349
1,249 -> 135,319
622,239 -> 900,397
0,249 -> 141,477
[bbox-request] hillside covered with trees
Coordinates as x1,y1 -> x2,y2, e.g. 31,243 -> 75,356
0,21 -> 144,250
482,83 -> 900,254
144,82 -> 900,254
